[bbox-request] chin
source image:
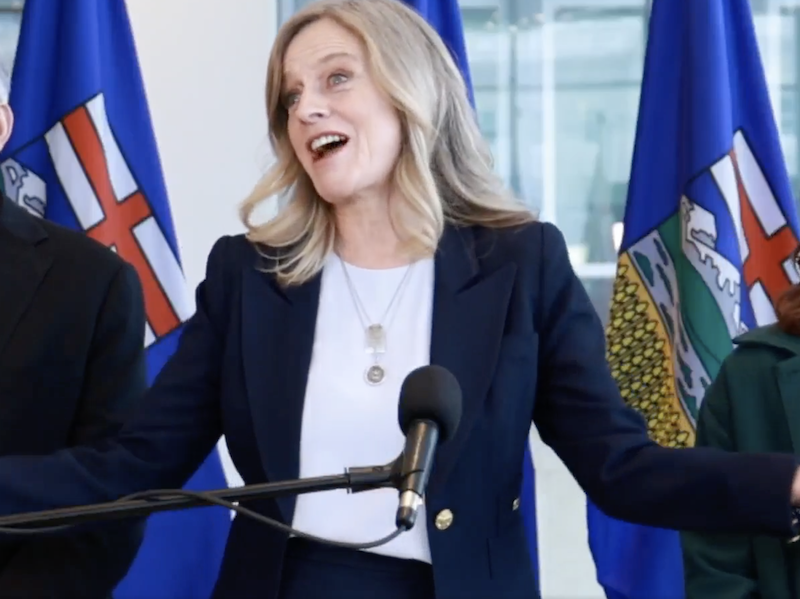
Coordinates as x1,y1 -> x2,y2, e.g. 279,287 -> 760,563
312,183 -> 356,206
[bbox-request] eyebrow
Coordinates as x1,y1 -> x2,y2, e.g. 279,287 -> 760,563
283,51 -> 359,80
317,51 -> 358,65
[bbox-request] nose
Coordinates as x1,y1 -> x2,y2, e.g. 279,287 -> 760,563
295,89 -> 330,123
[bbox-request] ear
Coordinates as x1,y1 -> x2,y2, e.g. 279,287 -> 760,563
0,104 -> 15,150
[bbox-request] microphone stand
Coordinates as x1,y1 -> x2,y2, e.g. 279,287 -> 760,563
0,461 -> 402,529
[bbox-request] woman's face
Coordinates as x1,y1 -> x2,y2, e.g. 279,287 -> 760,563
282,18 -> 402,206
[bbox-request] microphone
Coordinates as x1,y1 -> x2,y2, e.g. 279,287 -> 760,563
395,364 -> 462,531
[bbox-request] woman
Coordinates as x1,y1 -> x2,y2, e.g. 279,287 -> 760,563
0,1 -> 799,598
682,254 -> 800,599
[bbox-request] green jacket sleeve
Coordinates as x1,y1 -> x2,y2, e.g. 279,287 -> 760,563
681,361 -> 758,599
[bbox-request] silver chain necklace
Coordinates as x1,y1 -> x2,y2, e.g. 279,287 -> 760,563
338,256 -> 414,385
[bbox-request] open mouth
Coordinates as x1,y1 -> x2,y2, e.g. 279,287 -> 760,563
309,134 -> 349,162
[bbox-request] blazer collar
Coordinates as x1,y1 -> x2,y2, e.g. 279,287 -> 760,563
0,195 -> 52,357
427,225 -> 518,493
263,224 -> 483,304
240,224 -> 518,522
0,193 -> 48,244
737,325 -> 800,454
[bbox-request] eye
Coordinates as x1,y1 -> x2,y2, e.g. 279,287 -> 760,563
283,92 -> 300,109
329,72 -> 349,86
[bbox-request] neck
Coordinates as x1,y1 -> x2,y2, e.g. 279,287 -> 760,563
334,195 -> 410,268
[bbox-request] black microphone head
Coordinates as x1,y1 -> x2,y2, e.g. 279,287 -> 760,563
398,365 -> 462,443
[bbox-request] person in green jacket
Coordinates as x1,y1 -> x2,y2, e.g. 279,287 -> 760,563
681,264 -> 800,598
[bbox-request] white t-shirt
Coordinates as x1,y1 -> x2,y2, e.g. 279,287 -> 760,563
291,252 -> 435,563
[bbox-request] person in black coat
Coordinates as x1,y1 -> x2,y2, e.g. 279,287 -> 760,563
0,89 -> 146,597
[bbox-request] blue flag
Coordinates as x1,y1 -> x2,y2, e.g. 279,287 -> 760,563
0,1 -> 231,597
398,0 -> 539,590
593,0 -> 800,597
399,0 -> 473,106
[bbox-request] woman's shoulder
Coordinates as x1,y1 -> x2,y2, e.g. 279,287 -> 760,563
469,219 -> 567,264
701,325 -> 800,444
721,323 -> 800,377
204,233 -> 276,273
199,233 -> 268,294
732,323 -> 800,357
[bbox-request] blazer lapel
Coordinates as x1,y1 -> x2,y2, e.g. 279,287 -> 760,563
776,358 -> 800,455
427,226 -> 517,495
240,256 -> 320,522
240,225 -> 517,515
0,199 -> 51,358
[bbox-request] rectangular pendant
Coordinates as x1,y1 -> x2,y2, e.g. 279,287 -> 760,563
365,324 -> 387,354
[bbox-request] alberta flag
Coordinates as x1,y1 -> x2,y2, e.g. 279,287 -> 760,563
399,0 -> 539,590
0,1 -> 231,597
589,0 -> 800,598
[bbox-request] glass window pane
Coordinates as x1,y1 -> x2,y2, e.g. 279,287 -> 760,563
551,8 -> 644,268
0,11 -> 21,69
775,7 -> 800,205
582,277 -> 615,327
0,0 -> 20,71
463,0 -> 647,323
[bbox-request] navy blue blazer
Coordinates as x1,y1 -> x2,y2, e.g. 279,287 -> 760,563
0,220 -> 796,599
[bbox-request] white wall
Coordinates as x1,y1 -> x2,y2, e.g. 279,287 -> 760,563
126,0 -> 278,489
126,0 -> 274,290
127,2 -> 603,597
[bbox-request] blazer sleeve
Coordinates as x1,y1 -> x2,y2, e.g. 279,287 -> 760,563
0,237 -> 231,517
531,221 -> 798,537
680,363 -> 759,599
0,262 -> 147,599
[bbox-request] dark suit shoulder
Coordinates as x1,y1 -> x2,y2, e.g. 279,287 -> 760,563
469,221 -> 570,300
202,234 -> 251,304
471,219 -> 547,252
1,200 -> 134,298
38,218 -> 129,276
470,219 -> 561,266
203,233 -> 258,280
219,232 -> 259,262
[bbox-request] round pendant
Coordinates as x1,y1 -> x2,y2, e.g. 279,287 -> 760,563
365,364 -> 385,385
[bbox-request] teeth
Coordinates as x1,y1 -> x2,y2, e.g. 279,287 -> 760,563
310,134 -> 346,152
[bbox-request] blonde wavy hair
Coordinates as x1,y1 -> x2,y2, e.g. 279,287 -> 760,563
240,0 -> 535,286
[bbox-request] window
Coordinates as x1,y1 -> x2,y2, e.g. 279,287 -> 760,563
461,0 -> 649,323
775,5 -> 800,201
0,0 -> 21,70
